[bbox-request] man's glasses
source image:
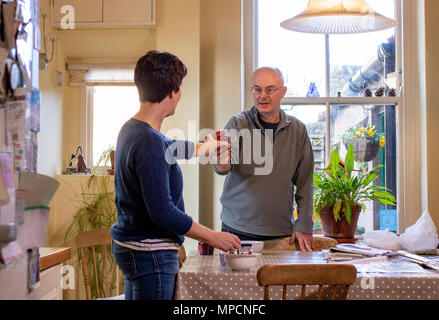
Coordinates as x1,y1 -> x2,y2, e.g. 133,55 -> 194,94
250,86 -> 283,95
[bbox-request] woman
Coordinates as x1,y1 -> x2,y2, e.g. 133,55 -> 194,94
110,50 -> 241,300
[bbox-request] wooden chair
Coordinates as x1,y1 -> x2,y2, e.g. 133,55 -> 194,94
263,236 -> 338,251
178,245 -> 187,267
75,229 -> 124,300
257,264 -> 357,300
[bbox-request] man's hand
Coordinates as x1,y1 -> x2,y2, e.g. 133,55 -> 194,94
197,134 -> 230,157
289,231 -> 314,252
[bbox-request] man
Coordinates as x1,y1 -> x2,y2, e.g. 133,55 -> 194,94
213,67 -> 315,252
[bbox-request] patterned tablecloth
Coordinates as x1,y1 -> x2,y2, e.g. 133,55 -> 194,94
175,250 -> 439,300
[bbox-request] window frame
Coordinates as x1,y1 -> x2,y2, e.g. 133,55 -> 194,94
81,86 -> 140,170
244,0 -> 423,233
80,86 -> 94,169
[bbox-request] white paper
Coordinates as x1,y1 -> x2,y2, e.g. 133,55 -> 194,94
329,242 -> 394,257
363,229 -> 403,251
354,261 -> 429,274
329,256 -> 389,265
0,153 -> 15,224
16,208 -> 49,251
0,106 -> 6,149
399,209 -> 439,250
0,241 -> 25,264
0,162 -> 10,206
6,99 -> 27,143
31,49 -> 39,89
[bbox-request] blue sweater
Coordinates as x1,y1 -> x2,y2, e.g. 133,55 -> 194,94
110,118 -> 194,245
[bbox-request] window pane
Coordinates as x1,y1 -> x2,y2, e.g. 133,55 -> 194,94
330,0 -> 397,97
282,105 -> 327,170
92,86 -> 139,166
257,0 -> 326,97
330,104 -> 397,232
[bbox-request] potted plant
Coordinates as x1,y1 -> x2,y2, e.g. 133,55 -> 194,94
64,146 -> 120,298
342,125 -> 386,162
313,144 -> 396,240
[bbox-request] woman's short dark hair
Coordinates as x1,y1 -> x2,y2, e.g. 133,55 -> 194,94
134,50 -> 187,103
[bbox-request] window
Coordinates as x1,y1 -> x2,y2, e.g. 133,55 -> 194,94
84,86 -> 139,167
253,0 -> 401,232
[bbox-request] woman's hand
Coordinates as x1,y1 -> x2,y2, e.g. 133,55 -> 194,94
196,133 -> 230,157
207,231 -> 241,253
185,222 -> 241,253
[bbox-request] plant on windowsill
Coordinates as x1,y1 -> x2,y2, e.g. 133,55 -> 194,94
313,144 -> 396,241
64,145 -> 120,299
342,125 -> 385,162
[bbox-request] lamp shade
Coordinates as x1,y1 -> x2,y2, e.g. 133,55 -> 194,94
280,0 -> 397,34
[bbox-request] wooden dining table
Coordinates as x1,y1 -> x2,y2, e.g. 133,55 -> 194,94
175,249 -> 439,300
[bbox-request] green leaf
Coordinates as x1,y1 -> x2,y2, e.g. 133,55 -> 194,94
333,200 -> 343,221
314,173 -> 323,188
362,170 -> 377,186
344,200 -> 352,224
374,197 -> 396,205
345,143 -> 354,178
373,190 -> 396,201
330,148 -> 340,178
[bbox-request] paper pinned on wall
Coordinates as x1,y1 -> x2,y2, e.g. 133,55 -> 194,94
13,142 -> 25,174
0,152 -> 15,224
16,208 -> 49,251
0,105 -> 6,149
0,162 -> 10,206
29,88 -> 40,133
6,98 -> 27,144
27,247 -> 40,291
0,241 -> 25,265
31,49 -> 39,88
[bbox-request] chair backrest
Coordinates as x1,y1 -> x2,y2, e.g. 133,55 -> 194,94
178,245 -> 187,267
263,236 -> 338,251
75,229 -> 122,300
257,264 -> 357,300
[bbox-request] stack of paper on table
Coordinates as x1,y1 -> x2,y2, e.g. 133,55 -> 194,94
397,250 -> 439,271
325,242 -> 396,264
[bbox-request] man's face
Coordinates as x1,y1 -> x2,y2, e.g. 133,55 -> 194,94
251,68 -> 287,118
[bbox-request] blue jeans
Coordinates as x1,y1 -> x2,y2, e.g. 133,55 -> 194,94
111,240 -> 179,300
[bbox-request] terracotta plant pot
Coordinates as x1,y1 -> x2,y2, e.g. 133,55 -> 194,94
319,205 -> 362,239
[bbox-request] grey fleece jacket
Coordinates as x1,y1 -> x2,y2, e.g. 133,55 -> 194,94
213,106 -> 314,236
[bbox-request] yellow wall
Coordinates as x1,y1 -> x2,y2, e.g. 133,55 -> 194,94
424,0 -> 439,228
199,0 -> 242,231
37,0 -> 67,176
59,29 -> 156,61
155,0 -> 201,252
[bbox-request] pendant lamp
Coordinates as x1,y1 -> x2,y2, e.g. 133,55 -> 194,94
280,0 -> 397,34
